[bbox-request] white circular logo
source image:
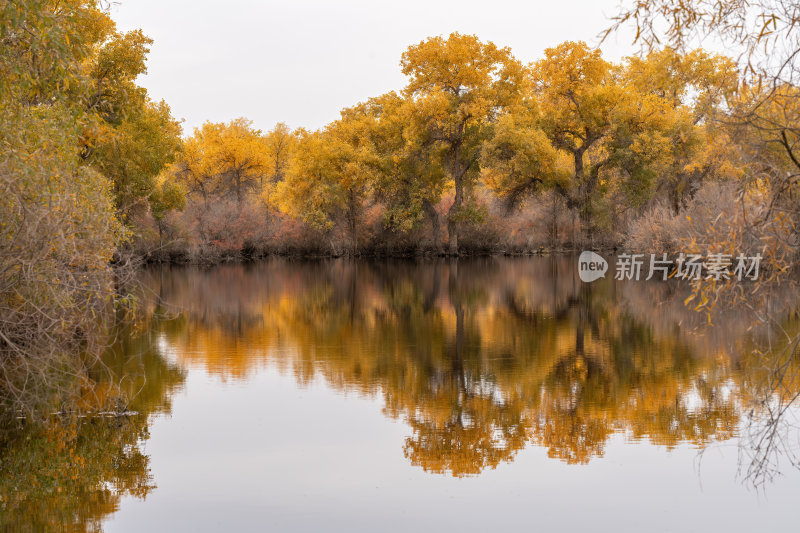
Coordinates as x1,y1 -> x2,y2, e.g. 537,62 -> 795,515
578,251 -> 608,283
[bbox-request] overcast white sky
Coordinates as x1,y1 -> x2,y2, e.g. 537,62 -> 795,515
112,0 -> 637,135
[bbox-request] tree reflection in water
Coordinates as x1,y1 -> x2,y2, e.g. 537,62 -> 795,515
1,256 -> 797,530
0,313 -> 185,529
133,258 -> 799,477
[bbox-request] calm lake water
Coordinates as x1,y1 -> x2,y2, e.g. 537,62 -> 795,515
2,257 -> 800,531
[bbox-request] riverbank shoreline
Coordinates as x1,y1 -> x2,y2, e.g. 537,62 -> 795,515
130,243 -> 606,266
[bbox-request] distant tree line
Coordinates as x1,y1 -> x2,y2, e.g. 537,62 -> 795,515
156,36 -> 749,258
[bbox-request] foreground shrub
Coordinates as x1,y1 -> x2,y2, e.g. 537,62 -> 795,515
0,105 -> 123,420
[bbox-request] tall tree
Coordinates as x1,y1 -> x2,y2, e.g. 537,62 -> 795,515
279,108 -> 380,251
263,122 -> 295,185
485,43 -> 733,237
88,97 -> 183,220
77,26 -> 184,222
176,118 -> 268,206
400,33 -> 526,253
345,92 -> 449,251
261,122 -> 297,207
0,0 -> 125,419
531,41 -> 631,234
623,48 -> 739,212
608,0 -> 800,241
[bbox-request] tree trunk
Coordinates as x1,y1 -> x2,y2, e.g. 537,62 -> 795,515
549,189 -> 558,247
447,159 -> 464,256
447,217 -> 459,255
348,190 -> 359,255
235,171 -> 242,207
350,216 -> 358,255
573,149 -> 590,241
422,199 -> 442,254
573,148 -> 597,244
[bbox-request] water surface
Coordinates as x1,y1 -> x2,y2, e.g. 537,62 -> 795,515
2,257 -> 799,531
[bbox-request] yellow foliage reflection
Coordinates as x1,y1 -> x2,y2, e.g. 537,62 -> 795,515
136,258 -> 797,476
0,323 -> 185,529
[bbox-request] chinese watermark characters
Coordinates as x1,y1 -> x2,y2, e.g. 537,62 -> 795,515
578,252 -> 761,282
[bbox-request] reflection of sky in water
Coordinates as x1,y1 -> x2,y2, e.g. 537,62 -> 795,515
6,257 -> 800,532
107,366 -> 800,533
109,258 -> 800,530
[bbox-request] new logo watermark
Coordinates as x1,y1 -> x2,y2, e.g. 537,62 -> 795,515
578,251 -> 608,282
578,252 -> 762,283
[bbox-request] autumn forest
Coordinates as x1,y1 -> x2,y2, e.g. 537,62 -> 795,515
5,1 -> 785,263
3,0 -> 800,529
